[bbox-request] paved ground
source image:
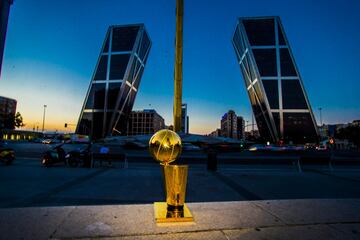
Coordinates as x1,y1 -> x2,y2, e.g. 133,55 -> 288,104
1,152 -> 360,208
0,199 -> 360,239
1,142 -> 360,239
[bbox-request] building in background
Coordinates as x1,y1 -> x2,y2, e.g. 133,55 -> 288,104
237,116 -> 245,140
0,96 -> 16,129
76,24 -> 151,139
0,0 -> 13,77
127,109 -> 165,135
221,110 -> 238,139
210,110 -> 246,139
209,128 -> 221,137
181,103 -> 189,134
233,16 -> 318,143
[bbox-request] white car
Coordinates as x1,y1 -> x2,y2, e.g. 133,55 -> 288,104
42,139 -> 52,144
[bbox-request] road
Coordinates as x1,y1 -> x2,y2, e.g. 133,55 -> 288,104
0,142 -> 360,208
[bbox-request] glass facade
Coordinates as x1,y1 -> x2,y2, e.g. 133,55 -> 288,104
253,49 -> 277,77
233,17 -> 318,143
243,19 -> 275,46
94,55 -> 108,80
282,80 -> 308,109
0,0 -> 13,77
263,80 -> 279,109
76,24 -> 151,139
109,54 -> 131,80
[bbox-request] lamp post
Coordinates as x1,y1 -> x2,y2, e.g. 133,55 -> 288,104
42,105 -> 47,133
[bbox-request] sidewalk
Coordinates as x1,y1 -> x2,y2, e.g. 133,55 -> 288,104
1,199 -> 360,239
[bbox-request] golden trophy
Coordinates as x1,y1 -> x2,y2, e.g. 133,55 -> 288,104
149,129 -> 193,222
149,0 -> 192,223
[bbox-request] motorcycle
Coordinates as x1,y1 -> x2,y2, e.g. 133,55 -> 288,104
0,142 -> 15,165
41,143 -> 66,167
67,144 -> 92,168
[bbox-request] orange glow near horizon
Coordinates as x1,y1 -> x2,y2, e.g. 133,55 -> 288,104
21,117 -> 215,135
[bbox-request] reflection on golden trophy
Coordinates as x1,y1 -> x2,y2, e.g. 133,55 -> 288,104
163,165 -> 188,218
148,129 -> 182,165
149,129 -> 193,222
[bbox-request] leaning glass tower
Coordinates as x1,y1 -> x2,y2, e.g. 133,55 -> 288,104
233,17 -> 318,143
76,24 -> 151,139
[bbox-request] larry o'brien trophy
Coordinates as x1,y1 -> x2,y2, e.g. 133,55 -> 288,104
149,129 -> 193,222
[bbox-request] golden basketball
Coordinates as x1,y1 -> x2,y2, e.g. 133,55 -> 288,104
148,129 -> 182,165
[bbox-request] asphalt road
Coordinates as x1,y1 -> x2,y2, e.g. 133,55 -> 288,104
1,142 -> 360,208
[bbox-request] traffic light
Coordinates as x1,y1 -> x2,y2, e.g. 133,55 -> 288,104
329,137 -> 335,145
64,123 -> 68,128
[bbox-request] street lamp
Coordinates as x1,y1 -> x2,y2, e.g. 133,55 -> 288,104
318,107 -> 323,126
42,105 -> 47,133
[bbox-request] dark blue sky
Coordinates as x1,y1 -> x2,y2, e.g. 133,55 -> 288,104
1,0 -> 359,133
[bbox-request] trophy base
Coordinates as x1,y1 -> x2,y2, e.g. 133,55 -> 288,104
154,202 -> 194,223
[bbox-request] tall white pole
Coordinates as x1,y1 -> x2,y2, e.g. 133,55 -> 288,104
42,105 -> 47,133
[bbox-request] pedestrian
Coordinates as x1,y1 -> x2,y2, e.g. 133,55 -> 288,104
99,144 -> 110,166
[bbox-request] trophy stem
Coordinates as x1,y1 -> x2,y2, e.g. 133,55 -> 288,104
163,165 -> 188,217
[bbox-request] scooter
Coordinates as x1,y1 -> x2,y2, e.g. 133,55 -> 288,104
67,144 -> 92,168
0,142 -> 15,165
41,143 -> 66,167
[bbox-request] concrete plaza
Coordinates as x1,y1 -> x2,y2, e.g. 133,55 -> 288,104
1,142 -> 360,239
1,153 -> 360,208
1,199 -> 360,239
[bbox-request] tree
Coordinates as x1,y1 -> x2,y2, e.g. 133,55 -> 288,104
14,112 -> 25,128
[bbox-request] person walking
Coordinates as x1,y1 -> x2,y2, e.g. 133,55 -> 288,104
99,144 -> 110,166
